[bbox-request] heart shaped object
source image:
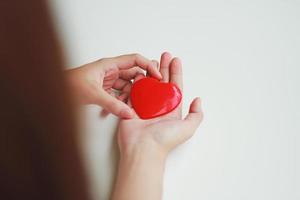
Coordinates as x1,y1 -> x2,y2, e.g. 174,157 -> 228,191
130,77 -> 182,119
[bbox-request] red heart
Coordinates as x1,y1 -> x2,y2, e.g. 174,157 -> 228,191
130,77 -> 182,119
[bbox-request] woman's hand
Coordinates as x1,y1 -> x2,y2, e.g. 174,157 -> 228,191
118,52 -> 203,157
112,52 -> 203,200
66,54 -> 161,119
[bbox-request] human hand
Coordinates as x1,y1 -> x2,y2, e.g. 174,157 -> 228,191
66,54 -> 161,119
118,52 -> 204,158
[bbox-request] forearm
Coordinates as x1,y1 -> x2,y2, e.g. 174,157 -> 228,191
112,145 -> 167,200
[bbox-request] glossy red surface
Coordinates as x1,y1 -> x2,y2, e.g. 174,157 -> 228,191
130,77 -> 182,119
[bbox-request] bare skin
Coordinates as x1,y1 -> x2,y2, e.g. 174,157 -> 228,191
112,52 -> 203,200
66,52 -> 203,200
66,53 -> 161,119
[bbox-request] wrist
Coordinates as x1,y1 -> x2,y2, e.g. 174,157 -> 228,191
114,142 -> 166,200
120,141 -> 167,166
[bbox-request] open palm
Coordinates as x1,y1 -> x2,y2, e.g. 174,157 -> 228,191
118,53 -> 203,155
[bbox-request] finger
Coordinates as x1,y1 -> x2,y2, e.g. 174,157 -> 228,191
130,108 -> 139,119
125,98 -> 139,118
118,92 -> 129,102
169,57 -> 183,90
97,89 -> 135,119
127,97 -> 133,107
101,90 -> 116,116
119,67 -> 144,81
153,60 -> 159,68
112,79 -> 131,90
100,109 -> 110,118
126,73 -> 145,107
127,73 -> 145,108
107,89 -> 114,96
111,53 -> 162,79
147,60 -> 159,77
134,73 -> 146,82
159,52 -> 172,82
122,82 -> 132,93
117,82 -> 132,102
183,97 -> 203,137
125,74 -> 145,118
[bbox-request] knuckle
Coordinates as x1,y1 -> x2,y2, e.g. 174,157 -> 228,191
132,53 -> 141,60
135,67 -> 144,73
97,57 -> 107,62
105,101 -> 116,111
98,57 -> 112,65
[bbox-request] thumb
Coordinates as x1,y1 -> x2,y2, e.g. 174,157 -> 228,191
182,97 -> 203,137
97,89 -> 134,119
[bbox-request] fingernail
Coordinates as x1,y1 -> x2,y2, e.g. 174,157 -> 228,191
158,73 -> 162,79
152,61 -> 158,68
151,62 -> 162,79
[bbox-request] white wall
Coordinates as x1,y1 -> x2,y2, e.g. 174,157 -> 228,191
50,1 -> 300,200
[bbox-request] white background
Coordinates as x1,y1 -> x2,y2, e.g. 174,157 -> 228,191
50,1 -> 299,200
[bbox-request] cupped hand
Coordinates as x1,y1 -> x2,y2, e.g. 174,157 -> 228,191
66,54 -> 161,119
118,52 -> 204,157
